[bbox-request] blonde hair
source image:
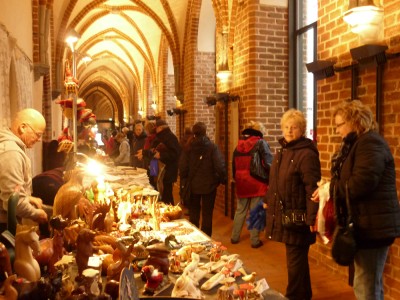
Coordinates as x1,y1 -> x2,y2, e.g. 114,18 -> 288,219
332,100 -> 376,135
280,109 -> 306,136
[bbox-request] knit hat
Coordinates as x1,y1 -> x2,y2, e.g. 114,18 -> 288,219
242,121 -> 265,138
155,119 -> 167,127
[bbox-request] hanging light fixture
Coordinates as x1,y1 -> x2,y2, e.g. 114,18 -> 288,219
343,0 -> 384,44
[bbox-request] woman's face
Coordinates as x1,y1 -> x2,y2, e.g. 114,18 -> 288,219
334,114 -> 352,138
282,118 -> 302,143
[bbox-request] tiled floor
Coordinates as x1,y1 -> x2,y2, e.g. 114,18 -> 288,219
210,208 -> 356,300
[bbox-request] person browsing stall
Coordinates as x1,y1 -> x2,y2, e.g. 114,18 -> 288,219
264,109 -> 321,300
231,121 -> 273,248
179,122 -> 226,237
312,100 -> 400,300
0,108 -> 49,231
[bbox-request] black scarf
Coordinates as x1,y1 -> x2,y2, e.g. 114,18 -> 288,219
330,131 -> 358,179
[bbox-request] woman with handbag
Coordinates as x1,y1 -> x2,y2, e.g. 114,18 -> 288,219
312,100 -> 400,300
264,109 -> 321,300
178,122 -> 226,237
231,121 -> 273,248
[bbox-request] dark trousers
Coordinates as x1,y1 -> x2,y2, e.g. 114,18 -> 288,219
285,243 -> 312,300
188,190 -> 216,237
161,180 -> 174,205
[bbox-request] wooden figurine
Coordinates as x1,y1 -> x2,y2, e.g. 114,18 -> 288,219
75,228 -> 96,277
0,242 -> 12,282
0,274 -> 17,300
14,227 -> 41,282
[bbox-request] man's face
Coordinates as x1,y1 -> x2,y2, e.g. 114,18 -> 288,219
21,122 -> 45,148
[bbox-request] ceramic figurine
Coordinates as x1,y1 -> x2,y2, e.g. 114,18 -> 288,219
14,227 -> 41,282
142,243 -> 170,277
172,273 -> 204,299
141,265 -> 163,296
75,228 -> 96,277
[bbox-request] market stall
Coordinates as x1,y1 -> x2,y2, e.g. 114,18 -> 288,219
0,160 -> 285,300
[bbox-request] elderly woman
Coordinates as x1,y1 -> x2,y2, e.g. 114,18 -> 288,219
313,100 -> 400,300
264,109 -> 321,300
113,132 -> 130,166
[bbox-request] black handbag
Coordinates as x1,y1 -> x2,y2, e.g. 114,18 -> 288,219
331,182 -> 357,266
281,208 -> 308,230
250,141 -> 268,182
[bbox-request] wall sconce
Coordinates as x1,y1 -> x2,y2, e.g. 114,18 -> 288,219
174,94 -> 184,107
205,93 -> 239,106
350,44 -> 388,66
305,60 -> 336,80
167,109 -> 174,116
151,101 -> 157,111
138,107 -> 144,117
343,0 -> 384,44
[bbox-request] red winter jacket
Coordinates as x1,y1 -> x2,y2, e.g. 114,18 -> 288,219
233,136 -> 272,198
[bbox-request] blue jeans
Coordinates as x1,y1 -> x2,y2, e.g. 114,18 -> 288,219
231,197 -> 262,246
353,246 -> 389,300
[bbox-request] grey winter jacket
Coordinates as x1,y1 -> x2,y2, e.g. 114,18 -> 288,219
0,128 -> 40,224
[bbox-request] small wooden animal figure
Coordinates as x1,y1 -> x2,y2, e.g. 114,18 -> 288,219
106,240 -> 134,281
0,274 -> 17,300
53,168 -> 84,220
14,227 -> 41,282
0,242 -> 12,282
75,228 -> 96,277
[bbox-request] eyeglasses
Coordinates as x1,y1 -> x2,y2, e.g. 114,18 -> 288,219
335,122 -> 346,130
24,123 -> 43,139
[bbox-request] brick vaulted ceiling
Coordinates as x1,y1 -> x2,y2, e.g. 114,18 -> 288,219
53,0 -> 193,124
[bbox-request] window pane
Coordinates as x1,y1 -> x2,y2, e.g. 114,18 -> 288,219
297,27 -> 315,140
297,0 -> 318,29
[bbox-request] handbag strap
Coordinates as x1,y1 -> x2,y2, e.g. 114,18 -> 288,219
345,181 -> 353,227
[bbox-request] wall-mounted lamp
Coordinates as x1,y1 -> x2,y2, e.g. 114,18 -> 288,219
216,70 -> 232,81
151,101 -> 157,111
343,0 -> 384,44
350,44 -> 388,66
305,60 -> 336,80
174,94 -> 184,107
205,93 -> 239,106
138,107 -> 144,118
167,109 -> 174,116
146,115 -> 157,121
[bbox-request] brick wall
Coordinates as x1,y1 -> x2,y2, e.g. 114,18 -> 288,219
315,0 -> 400,298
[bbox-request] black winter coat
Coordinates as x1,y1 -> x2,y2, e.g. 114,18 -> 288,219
332,131 -> 400,248
265,136 -> 321,246
130,131 -> 147,168
155,127 -> 181,183
179,136 -> 226,194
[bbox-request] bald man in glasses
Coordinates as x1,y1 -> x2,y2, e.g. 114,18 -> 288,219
0,108 -> 48,232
